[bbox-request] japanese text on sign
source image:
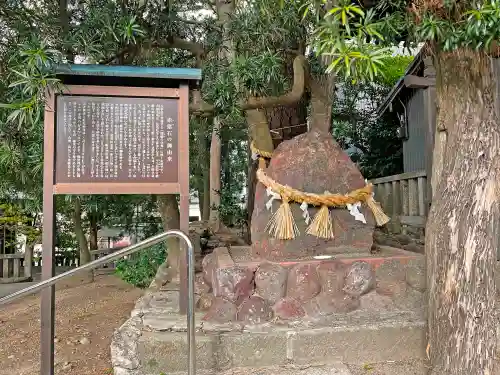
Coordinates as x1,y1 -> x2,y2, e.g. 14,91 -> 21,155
55,95 -> 179,183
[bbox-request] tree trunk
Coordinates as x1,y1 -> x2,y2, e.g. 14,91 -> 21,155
150,194 -> 180,289
209,0 -> 235,232
245,53 -> 308,228
209,118 -> 222,230
426,50 -> 499,375
89,213 -> 98,250
73,198 -> 93,282
309,66 -> 335,133
59,0 -> 73,62
202,161 -> 210,221
246,140 -> 257,240
222,137 -> 230,197
194,127 -> 210,222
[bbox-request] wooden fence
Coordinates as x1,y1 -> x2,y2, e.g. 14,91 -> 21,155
370,170 -> 428,233
0,253 -> 32,283
90,247 -> 125,274
34,250 -> 80,268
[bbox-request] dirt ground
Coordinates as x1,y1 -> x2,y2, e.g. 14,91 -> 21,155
0,274 -> 143,375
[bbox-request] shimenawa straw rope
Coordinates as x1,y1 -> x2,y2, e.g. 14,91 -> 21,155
251,141 -> 390,240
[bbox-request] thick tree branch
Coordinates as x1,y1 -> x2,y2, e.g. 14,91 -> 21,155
240,55 -> 306,110
152,37 -> 205,58
190,90 -> 214,116
99,36 -> 206,65
99,46 -> 131,64
190,54 -> 307,115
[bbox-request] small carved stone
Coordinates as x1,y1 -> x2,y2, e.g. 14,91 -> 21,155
317,260 -> 348,295
213,266 -> 254,304
202,252 -> 217,287
405,258 -> 426,292
303,292 -> 360,317
196,292 -> 214,311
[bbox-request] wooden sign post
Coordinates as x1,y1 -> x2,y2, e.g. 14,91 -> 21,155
41,65 -> 201,374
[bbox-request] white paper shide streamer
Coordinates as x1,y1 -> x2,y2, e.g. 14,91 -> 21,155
300,201 -> 311,224
346,202 -> 366,224
266,186 -> 281,211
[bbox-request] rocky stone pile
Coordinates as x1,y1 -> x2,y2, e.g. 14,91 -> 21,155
198,247 -> 424,325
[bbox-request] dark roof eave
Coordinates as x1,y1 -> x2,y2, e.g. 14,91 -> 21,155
376,50 -> 424,118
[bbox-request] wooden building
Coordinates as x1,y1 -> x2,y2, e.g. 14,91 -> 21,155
376,50 -> 436,181
373,50 -> 500,239
370,51 -> 436,233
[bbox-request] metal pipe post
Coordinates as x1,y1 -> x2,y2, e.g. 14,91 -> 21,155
0,230 -> 196,375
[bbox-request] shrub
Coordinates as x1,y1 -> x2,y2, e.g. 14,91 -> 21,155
115,243 -> 167,288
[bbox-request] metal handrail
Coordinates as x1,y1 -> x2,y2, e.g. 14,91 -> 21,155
0,229 -> 196,375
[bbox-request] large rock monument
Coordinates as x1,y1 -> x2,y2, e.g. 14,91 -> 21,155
199,129 -> 423,324
251,130 -> 375,260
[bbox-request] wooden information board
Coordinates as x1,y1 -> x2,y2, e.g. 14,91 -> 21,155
47,85 -> 189,195
41,65 -> 201,375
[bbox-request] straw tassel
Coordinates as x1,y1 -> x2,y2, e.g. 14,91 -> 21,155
258,157 -> 266,169
265,197 -> 299,240
306,204 -> 334,239
365,196 -> 390,226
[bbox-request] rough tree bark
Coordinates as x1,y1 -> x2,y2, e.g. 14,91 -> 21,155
150,194 -> 181,289
196,130 -> 211,221
309,56 -> 336,134
73,198 -> 93,282
209,117 -> 222,230
202,157 -> 210,221
426,50 -> 499,375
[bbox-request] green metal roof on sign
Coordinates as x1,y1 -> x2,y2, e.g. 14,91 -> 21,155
56,64 -> 202,81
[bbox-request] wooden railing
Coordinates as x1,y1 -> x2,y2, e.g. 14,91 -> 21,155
370,170 -> 428,233
0,253 -> 32,283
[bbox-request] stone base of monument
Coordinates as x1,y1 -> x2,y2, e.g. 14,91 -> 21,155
201,245 -> 425,323
111,291 -> 425,375
111,246 -> 427,375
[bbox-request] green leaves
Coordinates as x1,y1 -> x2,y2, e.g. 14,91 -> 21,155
332,59 -> 407,179
115,243 -> 167,288
0,37 -> 61,208
412,0 -> 500,52
121,16 -> 146,45
309,0 -> 396,81
232,51 -> 287,97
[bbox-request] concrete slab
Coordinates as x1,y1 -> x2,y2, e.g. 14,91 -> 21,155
0,281 -> 37,298
346,360 -> 428,375
208,364 -> 353,375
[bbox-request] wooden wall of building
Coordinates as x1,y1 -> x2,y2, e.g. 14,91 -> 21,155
403,89 -> 429,173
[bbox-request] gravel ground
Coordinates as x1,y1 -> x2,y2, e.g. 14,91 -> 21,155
0,274 -> 142,375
